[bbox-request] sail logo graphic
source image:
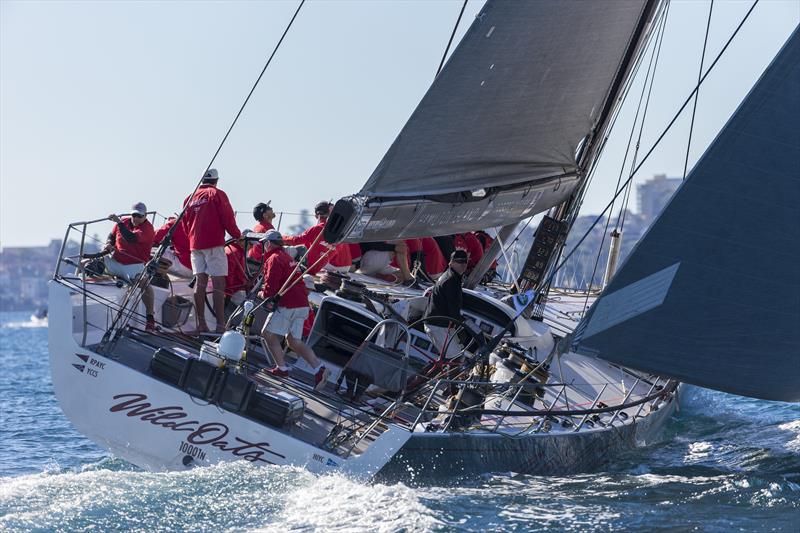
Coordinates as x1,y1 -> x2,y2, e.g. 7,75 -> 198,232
511,290 -> 537,313
578,262 -> 680,340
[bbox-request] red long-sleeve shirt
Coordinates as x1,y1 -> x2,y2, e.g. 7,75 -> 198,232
420,237 -> 446,275
474,231 -> 499,269
455,233 -> 484,269
110,217 -> 155,265
154,217 -> 191,269
282,221 -> 336,275
225,242 -> 249,297
181,185 -> 241,250
248,220 -> 275,261
330,242 -> 352,268
348,243 -> 362,261
260,248 -> 308,309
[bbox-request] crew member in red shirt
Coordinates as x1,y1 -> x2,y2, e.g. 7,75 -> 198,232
248,202 -> 275,262
328,241 -> 352,274
420,237 -> 447,279
455,232 -> 484,271
181,169 -> 242,333
348,243 -> 362,270
103,202 -> 157,330
282,201 -> 337,275
153,216 -> 192,278
474,230 -> 499,281
224,241 -> 249,307
258,230 -> 329,390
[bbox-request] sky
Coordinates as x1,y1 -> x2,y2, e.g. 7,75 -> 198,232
1,0 -> 798,247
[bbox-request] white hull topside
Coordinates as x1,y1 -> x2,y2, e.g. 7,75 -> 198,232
48,277 -> 679,479
47,281 -> 410,478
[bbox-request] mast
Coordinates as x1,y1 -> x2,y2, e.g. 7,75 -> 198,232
485,0 -> 662,301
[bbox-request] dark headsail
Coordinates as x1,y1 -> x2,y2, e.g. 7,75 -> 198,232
572,27 -> 800,402
326,0 -> 658,243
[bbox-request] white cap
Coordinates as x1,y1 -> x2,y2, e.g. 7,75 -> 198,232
203,168 -> 219,180
261,229 -> 283,243
131,202 -> 147,216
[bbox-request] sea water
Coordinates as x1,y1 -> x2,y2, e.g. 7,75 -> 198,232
1,310 -> 798,532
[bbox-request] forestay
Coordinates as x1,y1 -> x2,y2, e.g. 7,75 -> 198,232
573,28 -> 800,402
325,0 -> 657,243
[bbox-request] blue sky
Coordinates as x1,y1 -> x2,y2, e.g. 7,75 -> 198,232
1,0 -> 798,247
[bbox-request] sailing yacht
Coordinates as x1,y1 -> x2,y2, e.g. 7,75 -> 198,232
47,0 -> 798,479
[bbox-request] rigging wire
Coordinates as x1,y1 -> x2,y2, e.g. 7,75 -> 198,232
103,0 -> 307,344
618,0 -> 672,233
534,0 -> 761,307
435,0 -> 469,77
615,0 -> 671,233
683,0 -> 714,179
576,2 -> 671,311
504,0 -> 670,290
545,0 -> 672,292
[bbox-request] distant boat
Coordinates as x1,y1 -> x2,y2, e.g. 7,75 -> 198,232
31,306 -> 48,324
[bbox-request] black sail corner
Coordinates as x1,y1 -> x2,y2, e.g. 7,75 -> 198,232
573,27 -> 800,402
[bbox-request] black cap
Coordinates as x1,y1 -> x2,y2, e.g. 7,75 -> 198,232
314,201 -> 332,216
451,249 -> 469,263
253,202 -> 273,221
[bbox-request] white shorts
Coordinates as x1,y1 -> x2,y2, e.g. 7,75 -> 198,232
104,257 -> 144,281
263,306 -> 309,339
191,246 -> 228,276
163,248 -> 193,278
359,250 -> 398,276
323,264 -> 352,274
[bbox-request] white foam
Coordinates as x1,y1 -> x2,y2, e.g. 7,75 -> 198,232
257,474 -> 442,532
778,420 -> 800,452
1,320 -> 47,329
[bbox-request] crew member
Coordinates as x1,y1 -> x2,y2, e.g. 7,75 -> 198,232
153,216 -> 192,278
327,238 -> 352,274
181,169 -> 242,333
420,237 -> 446,279
391,238 -> 422,283
455,232 -> 484,271
359,241 -> 410,282
103,202 -> 157,331
282,201 -> 337,275
434,235 -> 456,265
474,230 -> 499,282
249,202 -> 276,262
224,241 -> 249,307
423,249 -> 469,359
259,230 -> 329,390
348,243 -> 362,270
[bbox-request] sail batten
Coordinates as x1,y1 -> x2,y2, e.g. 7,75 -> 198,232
573,27 -> 800,402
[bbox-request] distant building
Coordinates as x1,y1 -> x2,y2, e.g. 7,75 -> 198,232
0,240 -> 76,311
637,174 -> 681,221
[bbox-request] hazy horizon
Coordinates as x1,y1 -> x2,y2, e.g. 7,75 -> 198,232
2,0 -> 798,247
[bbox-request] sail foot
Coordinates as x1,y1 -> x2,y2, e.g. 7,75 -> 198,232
325,175 -> 579,244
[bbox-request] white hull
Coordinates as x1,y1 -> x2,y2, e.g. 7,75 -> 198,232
48,281 -> 409,478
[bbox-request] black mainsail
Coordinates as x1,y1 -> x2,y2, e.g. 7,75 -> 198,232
325,0 -> 658,243
572,27 -> 800,402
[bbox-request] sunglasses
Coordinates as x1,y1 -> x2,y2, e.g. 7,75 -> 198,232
131,213 -> 145,219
